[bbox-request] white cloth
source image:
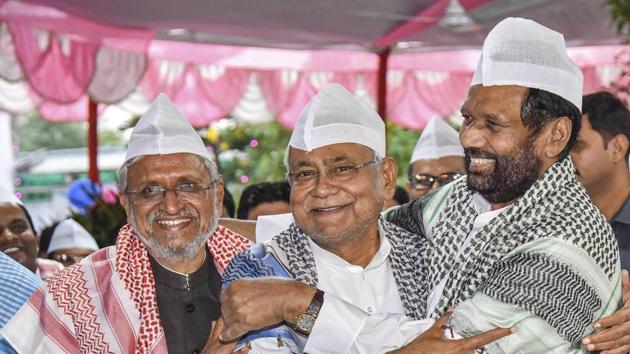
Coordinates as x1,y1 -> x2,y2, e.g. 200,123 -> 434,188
256,213 -> 293,243
286,83 -> 385,163
304,225 -> 433,353
47,219 -> 99,254
471,17 -> 583,110
410,117 -> 463,164
124,93 -> 213,163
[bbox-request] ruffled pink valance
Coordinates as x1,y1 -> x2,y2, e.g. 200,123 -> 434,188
0,0 -> 627,129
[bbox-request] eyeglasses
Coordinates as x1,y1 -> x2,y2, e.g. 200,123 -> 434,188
408,172 -> 462,190
287,159 -> 380,188
51,253 -> 85,265
125,182 -> 213,205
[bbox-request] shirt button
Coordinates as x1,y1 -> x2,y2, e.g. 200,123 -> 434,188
367,307 -> 373,313
186,304 -> 195,313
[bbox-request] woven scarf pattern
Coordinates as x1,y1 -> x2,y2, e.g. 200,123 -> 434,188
271,217 -> 428,320
425,158 -> 618,343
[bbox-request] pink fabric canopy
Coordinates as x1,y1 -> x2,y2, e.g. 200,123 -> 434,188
0,0 -> 627,129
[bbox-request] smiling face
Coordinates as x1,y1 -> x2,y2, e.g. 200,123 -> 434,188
459,85 -> 548,205
0,203 -> 38,272
287,143 -> 396,248
119,153 -> 223,269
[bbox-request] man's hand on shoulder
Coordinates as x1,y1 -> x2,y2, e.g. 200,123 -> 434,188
390,310 -> 514,354
220,278 -> 317,341
582,270 -> 630,353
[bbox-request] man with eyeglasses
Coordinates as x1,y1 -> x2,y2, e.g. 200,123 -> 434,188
1,94 -> 251,354
407,117 -> 465,200
45,218 -> 99,267
220,19 -> 630,353
218,83 -> 511,353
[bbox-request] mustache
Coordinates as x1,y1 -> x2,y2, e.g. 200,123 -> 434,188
147,208 -> 199,224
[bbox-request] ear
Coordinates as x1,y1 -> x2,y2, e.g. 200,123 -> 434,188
214,179 -> 225,210
542,117 -> 572,159
608,134 -> 629,164
381,158 -> 398,200
119,193 -> 132,219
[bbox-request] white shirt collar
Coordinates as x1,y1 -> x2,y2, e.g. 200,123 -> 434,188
307,223 -> 391,271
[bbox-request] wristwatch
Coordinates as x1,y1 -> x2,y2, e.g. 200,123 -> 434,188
293,289 -> 325,335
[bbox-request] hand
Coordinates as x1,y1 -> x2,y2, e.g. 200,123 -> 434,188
582,269 -> 630,353
221,278 -> 316,341
202,318 -> 249,354
390,310 -> 515,354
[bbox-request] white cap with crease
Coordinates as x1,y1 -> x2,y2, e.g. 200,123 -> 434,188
124,93 -> 212,163
47,219 -> 99,254
471,17 -> 583,110
286,83 -> 385,162
410,117 -> 464,164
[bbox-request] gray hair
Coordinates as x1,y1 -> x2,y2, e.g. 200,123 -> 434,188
117,154 -> 221,193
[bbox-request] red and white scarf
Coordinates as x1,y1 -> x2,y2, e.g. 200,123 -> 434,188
1,224 -> 251,353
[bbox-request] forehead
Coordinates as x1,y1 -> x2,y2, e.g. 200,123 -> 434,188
288,143 -> 373,166
410,156 -> 464,175
579,114 -> 594,134
462,85 -> 527,120
0,203 -> 27,222
127,153 -> 210,184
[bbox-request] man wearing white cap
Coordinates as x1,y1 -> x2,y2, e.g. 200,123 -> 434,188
386,18 -> 621,353
1,94 -> 251,353
406,117 -> 465,200
219,83 -> 511,353
46,218 -> 99,266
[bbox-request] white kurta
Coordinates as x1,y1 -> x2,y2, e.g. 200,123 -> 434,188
304,226 -> 433,353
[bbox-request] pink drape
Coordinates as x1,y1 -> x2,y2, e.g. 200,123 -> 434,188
9,22 -> 98,103
196,66 -> 249,114
140,61 -> 250,126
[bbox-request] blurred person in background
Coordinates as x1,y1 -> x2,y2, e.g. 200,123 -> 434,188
46,218 -> 99,266
222,185 -> 236,218
571,91 -> 630,269
406,117 -> 465,200
0,186 -> 63,280
237,181 -> 291,220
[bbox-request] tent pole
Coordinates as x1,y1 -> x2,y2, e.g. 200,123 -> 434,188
377,46 -> 390,121
87,98 -> 99,184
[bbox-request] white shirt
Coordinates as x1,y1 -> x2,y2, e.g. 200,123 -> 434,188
304,225 -> 433,353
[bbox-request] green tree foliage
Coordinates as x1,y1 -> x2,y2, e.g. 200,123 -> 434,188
213,120 -> 423,189
13,113 -> 125,152
609,0 -> 630,38
386,121 -> 421,185
215,121 -> 292,185
14,113 -> 87,152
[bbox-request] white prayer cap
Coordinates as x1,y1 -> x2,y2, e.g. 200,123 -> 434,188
0,185 -> 21,205
124,93 -> 212,163
471,17 -> 583,110
286,83 -> 385,161
47,219 -> 99,254
410,117 -> 463,164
